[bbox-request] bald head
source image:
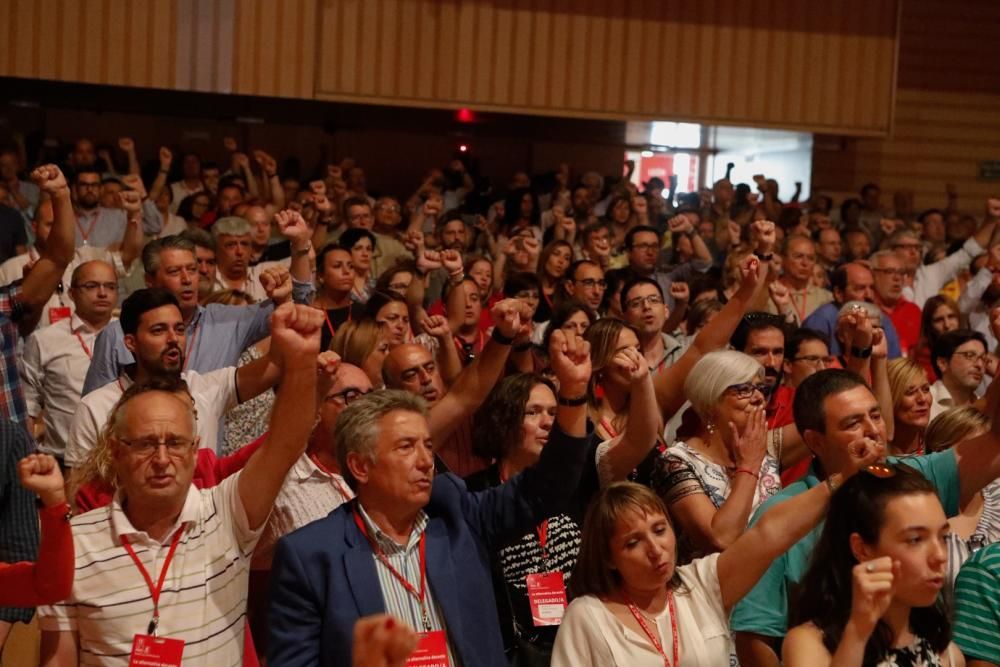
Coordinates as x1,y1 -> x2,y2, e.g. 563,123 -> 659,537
384,344 -> 443,404
317,363 -> 374,443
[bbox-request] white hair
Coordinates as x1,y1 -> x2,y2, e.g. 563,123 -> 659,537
212,216 -> 252,239
683,350 -> 763,418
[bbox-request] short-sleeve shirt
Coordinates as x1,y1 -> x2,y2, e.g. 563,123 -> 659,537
953,542 -> 1000,663
729,453 -> 960,639
37,473 -> 263,666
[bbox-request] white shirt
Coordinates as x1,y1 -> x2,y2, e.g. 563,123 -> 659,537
20,314 -> 113,457
552,554 -> 733,667
903,236 -> 983,309
212,258 -> 290,302
169,181 -> 204,214
0,246 -> 131,327
929,378 -> 978,422
65,367 -> 238,467
159,212 -> 188,238
251,452 -> 353,570
38,473 -> 262,666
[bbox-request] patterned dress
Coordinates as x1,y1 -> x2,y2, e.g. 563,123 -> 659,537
651,434 -> 782,564
221,345 -> 274,456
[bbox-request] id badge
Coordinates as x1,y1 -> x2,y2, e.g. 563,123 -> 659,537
128,634 -> 185,667
48,306 -> 71,324
406,629 -> 450,667
526,571 -> 568,626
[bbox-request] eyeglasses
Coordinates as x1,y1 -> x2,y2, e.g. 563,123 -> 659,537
725,382 -> 768,399
326,387 -> 373,405
793,355 -> 834,367
118,437 -> 195,457
72,281 -> 119,292
872,268 -> 907,277
625,294 -> 664,310
574,278 -> 607,289
891,243 -> 922,251
953,351 -> 988,363
629,242 -> 659,252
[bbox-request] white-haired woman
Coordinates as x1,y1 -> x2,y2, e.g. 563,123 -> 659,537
651,350 -> 782,564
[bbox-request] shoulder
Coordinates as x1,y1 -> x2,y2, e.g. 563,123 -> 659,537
563,594 -> 607,624
184,367 -> 236,391
784,621 -> 827,651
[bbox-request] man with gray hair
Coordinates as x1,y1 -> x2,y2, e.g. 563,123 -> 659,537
82,232 -> 307,394
268,330 -> 594,667
212,216 -> 291,301
869,249 -> 921,355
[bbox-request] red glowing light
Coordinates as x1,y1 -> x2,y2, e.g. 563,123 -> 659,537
456,108 -> 475,123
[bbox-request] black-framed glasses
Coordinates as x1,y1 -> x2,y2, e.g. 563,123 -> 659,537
792,354 -> 834,367
725,382 -> 768,399
72,281 -> 119,292
326,387 -> 373,405
625,294 -> 664,310
118,437 -> 195,457
574,278 -> 607,289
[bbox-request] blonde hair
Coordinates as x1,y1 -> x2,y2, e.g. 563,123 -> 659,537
886,358 -> 930,412
331,318 -> 385,360
925,406 -> 991,453
683,350 -> 762,419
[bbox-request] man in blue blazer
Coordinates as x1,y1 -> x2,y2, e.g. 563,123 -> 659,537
268,328 -> 593,667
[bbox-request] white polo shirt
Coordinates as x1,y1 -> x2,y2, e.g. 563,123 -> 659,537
38,473 -> 262,666
65,367 -> 238,467
20,314 -> 115,457
251,451 -> 353,570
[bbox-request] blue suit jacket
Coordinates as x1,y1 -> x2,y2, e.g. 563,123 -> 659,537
267,423 -> 592,667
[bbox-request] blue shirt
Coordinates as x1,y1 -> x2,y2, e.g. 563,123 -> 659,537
729,453 -> 960,639
802,301 -> 903,358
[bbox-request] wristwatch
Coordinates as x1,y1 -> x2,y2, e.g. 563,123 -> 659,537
754,252 -> 773,262
850,345 -> 873,359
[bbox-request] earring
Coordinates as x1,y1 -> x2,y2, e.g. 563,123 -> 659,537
705,421 -> 716,435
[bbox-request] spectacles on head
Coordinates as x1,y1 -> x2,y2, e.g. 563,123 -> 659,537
792,354 -> 834,367
72,281 -> 119,292
625,294 -> 664,310
725,382 -> 768,400
326,387 -> 373,405
118,436 -> 195,457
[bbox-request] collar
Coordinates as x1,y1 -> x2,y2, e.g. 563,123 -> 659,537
110,483 -> 200,545
356,502 -> 428,554
187,304 -> 206,329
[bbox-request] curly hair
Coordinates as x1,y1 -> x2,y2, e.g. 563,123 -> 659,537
471,373 -> 555,461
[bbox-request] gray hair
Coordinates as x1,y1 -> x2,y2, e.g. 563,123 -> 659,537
142,235 -> 196,275
683,350 -> 763,419
335,389 -> 428,490
212,216 -> 252,240
868,249 -> 897,268
179,227 -> 215,252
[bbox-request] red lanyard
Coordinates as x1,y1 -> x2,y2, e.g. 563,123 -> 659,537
453,330 -> 485,360
625,592 -> 679,667
309,452 -> 353,502
789,285 -> 808,322
352,508 -> 431,631
324,307 -> 352,339
74,331 -> 92,359
121,528 -> 184,636
76,213 -> 98,244
599,417 -> 619,439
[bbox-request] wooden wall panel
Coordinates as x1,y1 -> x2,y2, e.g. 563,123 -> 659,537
813,89 -> 1000,212
314,0 -> 900,137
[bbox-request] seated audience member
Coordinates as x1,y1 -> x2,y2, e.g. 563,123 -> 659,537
620,277 -> 682,372
332,319 -> 391,389
22,260 -> 118,462
930,329 -> 989,420
551,447 -> 878,667
579,221 -> 612,270
871,249 -> 922,355
953,542 -> 1000,666
212,215 -> 290,301
730,312 -> 790,427
765,234 -> 832,323
624,224 -> 712,311
533,239 -> 573,323
179,227 -> 218,301
340,195 -> 412,278
732,369 -> 1000,666
783,466 -> 961,665
72,167 -> 163,247
83,234 -> 298,393
0,453 -> 73,607
374,260 -> 418,299
924,407 -> 999,595
382,298 -> 530,476
537,299 -> 595,356
267,333 -> 592,667
803,262 -> 904,359
340,227 -> 377,303
886,358 -> 933,456
563,259 -> 607,315
66,288 -> 282,466
364,290 -> 412,349
652,351 -> 785,564
38,302 -> 323,666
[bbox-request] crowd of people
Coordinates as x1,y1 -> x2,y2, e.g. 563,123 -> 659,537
0,134 -> 999,666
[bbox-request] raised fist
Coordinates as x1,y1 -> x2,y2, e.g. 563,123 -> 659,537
18,453 -> 65,508
669,281 -> 689,304
419,314 -> 451,339
159,146 -> 173,170
549,329 -> 592,392
668,215 -> 693,235
223,136 -> 238,152
270,302 -> 324,365
260,265 -> 293,303
254,150 -> 277,174
275,209 -> 313,245
121,174 -> 147,199
491,298 -> 533,340
118,137 -> 135,152
31,165 -> 69,197
119,190 -> 142,216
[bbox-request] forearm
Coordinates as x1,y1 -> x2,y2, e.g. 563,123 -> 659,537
148,171 -> 168,202
690,232 -> 713,264
126,149 -> 139,176
289,242 -> 313,284
662,302 -> 686,333
452,338 -> 510,404
311,220 -> 330,254
444,277 -> 466,332
235,353 -> 281,403
604,377 -> 660,480
434,332 -> 463,386
706,475 -> 761,549
268,173 -> 285,209
243,165 -> 260,199
41,191 -> 75,267
119,218 -> 142,268
871,357 -> 894,442
828,621 -> 869,666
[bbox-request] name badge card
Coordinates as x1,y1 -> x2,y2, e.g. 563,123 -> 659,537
48,306 -> 71,324
526,571 -> 568,626
406,630 -> 449,667
128,634 -> 184,667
